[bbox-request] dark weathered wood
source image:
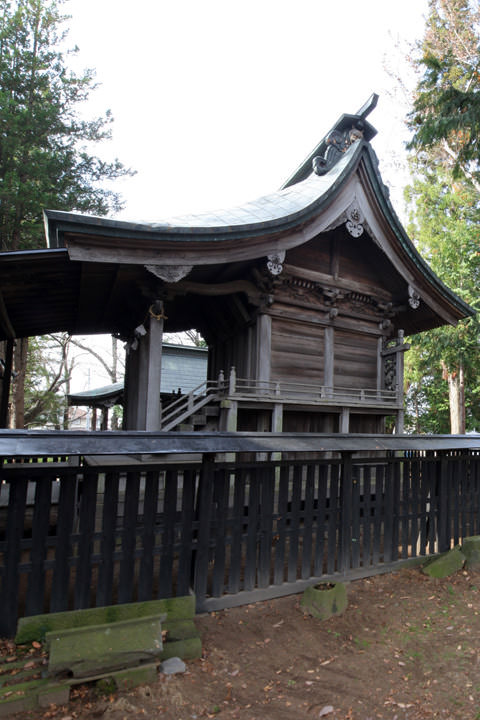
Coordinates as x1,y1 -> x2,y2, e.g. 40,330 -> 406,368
301,463 -> 315,579
288,464 -> 302,583
74,471 -> 98,609
244,469 -> 259,591
1,475 -> 28,637
158,469 -> 178,599
327,464 -> 339,574
137,470 -> 159,601
351,464 -> 361,569
4,447 -> 480,632
118,471 -> 140,604
372,465 -> 384,566
177,467 -> 197,597
25,476 -> 52,616
273,465 -> 289,585
50,473 -> 77,613
211,470 -> 229,597
228,468 -> 246,594
383,462 -> 394,563
258,466 -> 274,588
339,453 -> 353,572
314,463 -> 327,576
194,457 -> 215,601
96,471 -> 120,607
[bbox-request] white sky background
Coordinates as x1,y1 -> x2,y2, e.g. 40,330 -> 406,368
63,0 -> 429,391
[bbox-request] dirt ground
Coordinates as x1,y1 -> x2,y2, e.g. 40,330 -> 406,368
5,566 -> 480,720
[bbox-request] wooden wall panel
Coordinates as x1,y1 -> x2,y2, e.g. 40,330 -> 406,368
271,318 -> 324,384
334,329 -> 378,389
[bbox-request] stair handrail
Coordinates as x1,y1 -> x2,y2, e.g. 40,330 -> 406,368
161,378 -> 222,431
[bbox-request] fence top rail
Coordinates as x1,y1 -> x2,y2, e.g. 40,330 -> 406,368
1,430 -> 480,457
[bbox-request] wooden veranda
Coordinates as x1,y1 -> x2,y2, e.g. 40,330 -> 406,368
2,431 -> 480,637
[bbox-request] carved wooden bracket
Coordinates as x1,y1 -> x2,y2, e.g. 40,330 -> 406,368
144,264 -> 193,282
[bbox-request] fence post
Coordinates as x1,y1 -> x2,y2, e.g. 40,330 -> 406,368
0,476 -> 28,637
339,452 -> 353,573
437,455 -> 450,553
194,454 -> 215,610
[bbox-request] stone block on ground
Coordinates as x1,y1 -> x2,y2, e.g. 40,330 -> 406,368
47,614 -> 164,678
160,657 -> 186,675
422,547 -> 465,578
301,582 -> 348,620
461,536 -> 480,570
16,594 -> 195,644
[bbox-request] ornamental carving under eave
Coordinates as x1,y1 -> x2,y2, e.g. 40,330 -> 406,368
267,251 -> 286,276
145,264 -> 193,282
408,285 -> 421,309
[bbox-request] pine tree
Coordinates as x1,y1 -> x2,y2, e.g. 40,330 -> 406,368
405,0 -> 480,434
408,0 -> 480,188
0,0 -> 133,252
0,0 -> 133,427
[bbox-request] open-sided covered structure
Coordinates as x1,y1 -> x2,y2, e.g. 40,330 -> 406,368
0,94 -> 473,432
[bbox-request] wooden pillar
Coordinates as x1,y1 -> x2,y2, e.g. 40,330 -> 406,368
0,338 -> 14,429
124,302 -> 165,430
256,314 -> 271,385
324,326 -> 334,393
100,407 -> 109,431
340,408 -> 350,433
271,402 -> 283,461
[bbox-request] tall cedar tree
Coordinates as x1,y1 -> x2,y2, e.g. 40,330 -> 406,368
405,0 -> 480,433
0,0 -> 133,427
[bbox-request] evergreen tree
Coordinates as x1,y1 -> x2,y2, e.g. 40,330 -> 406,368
404,164 -> 480,433
404,0 -> 480,434
0,0 -> 133,251
0,0 -> 133,427
408,0 -> 480,188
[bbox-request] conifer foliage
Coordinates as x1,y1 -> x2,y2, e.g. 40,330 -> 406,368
405,0 -> 480,433
0,0 -> 133,252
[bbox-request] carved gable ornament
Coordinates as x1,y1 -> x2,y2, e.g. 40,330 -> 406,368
345,203 -> 364,237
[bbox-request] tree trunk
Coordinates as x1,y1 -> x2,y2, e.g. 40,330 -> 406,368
10,338 -> 28,428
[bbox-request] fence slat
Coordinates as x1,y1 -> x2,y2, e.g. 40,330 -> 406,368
118,471 -> 140,604
50,473 -> 77,613
177,467 -> 197,597
138,470 -> 160,602
258,466 -> 274,588
302,464 -> 315,579
158,469 -> 178,599
97,471 -> 120,607
1,476 -> 28,637
74,471 -> 98,609
273,465 -> 289,585
25,477 -> 52,617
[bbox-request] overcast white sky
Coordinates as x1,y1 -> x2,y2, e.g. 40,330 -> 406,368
65,0 -> 429,222
63,0 -> 430,391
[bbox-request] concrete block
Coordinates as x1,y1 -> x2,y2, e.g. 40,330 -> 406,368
47,614 -> 164,678
423,547 -> 465,578
109,663 -> 158,691
161,637 -> 202,661
462,536 -> 480,570
16,594 -> 195,644
37,683 -> 70,708
301,582 -> 348,621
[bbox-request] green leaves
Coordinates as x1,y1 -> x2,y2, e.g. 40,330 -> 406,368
0,0 -> 134,251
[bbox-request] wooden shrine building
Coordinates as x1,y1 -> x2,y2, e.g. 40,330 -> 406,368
0,94 -> 474,433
